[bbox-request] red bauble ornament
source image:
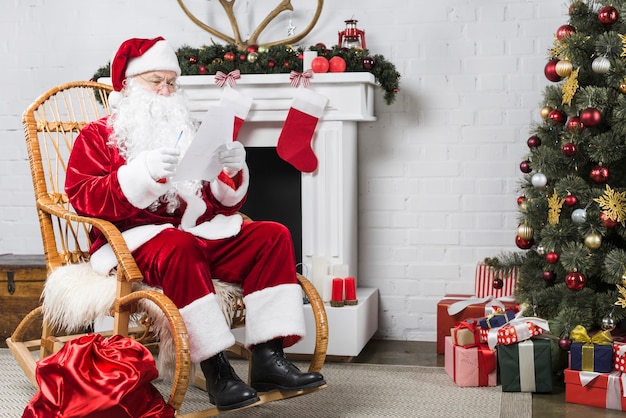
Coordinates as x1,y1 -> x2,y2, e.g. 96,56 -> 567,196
543,271 -> 556,282
558,338 -> 572,351
561,142 -> 577,157
311,56 -> 330,73
590,165 -> 609,184
224,51 -> 235,61
198,64 -> 207,75
565,271 -> 586,291
246,44 -> 259,53
268,60 -> 275,68
549,109 -> 567,124
598,6 -> 618,25
601,212 -> 618,229
519,160 -> 532,173
329,56 -> 347,72
546,252 -> 559,264
564,195 -> 577,207
517,195 -> 525,205
492,278 -> 504,290
556,24 -> 576,40
189,56 -> 197,64
580,107 -> 602,127
516,236 -> 533,249
567,116 -> 584,132
363,56 -> 375,70
239,54 -> 247,61
527,136 -> 541,148
544,59 -> 562,82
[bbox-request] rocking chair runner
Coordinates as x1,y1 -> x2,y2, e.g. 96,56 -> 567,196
9,80 -> 329,416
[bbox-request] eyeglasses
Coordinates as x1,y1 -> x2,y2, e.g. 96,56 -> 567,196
137,74 -> 178,92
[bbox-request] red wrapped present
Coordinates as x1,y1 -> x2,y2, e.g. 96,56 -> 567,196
565,369 -> 626,411
436,294 -> 517,354
474,262 -> 518,299
487,316 -> 549,349
479,326 -> 489,344
444,336 -> 497,387
614,342 -> 626,372
450,319 -> 481,348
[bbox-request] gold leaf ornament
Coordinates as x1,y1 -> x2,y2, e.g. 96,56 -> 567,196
548,189 -> 565,225
562,68 -> 579,106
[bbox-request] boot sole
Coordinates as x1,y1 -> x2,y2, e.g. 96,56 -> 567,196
210,395 -> 261,411
251,379 -> 327,393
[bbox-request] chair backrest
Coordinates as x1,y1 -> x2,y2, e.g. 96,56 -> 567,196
22,81 -> 113,272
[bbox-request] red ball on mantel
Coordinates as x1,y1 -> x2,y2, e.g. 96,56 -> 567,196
565,271 -> 586,291
544,59 -> 562,82
329,56 -> 347,72
311,56 -> 330,73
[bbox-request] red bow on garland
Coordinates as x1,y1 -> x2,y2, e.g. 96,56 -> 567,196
215,69 -> 241,88
289,69 -> 313,88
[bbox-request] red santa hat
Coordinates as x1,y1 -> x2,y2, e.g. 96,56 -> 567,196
110,37 -> 181,92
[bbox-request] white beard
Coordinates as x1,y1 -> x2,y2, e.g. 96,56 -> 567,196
109,79 -> 201,212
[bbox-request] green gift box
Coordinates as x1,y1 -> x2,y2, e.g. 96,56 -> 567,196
497,337 -> 552,393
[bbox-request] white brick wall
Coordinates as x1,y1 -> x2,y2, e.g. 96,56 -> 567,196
0,0 -> 566,341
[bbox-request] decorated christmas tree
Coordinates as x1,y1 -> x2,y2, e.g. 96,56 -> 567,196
488,0 -> 626,342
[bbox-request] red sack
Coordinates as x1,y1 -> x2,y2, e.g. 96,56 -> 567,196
22,334 -> 175,418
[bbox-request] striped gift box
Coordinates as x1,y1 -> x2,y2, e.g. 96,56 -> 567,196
474,262 -> 518,299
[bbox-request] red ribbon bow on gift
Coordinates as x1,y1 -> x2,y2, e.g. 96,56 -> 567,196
215,69 -> 241,88
289,69 -> 313,88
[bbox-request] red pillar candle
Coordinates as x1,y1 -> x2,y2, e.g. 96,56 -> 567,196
344,276 -> 357,305
330,278 -> 344,307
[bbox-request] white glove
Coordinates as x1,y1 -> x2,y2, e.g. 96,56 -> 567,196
145,147 -> 180,181
217,141 -> 246,176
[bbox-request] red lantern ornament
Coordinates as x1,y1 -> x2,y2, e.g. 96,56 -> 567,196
567,116 -> 583,132
549,109 -> 567,124
543,271 -> 556,283
224,51 -> 235,61
598,6 -> 618,25
546,252 -> 559,264
527,136 -> 541,148
520,160 -> 532,173
516,236 -> 534,250
493,278 -> 504,290
338,19 -> 366,49
311,56 -> 330,73
329,56 -> 347,72
363,56 -> 375,70
556,24 -> 576,40
590,165 -> 609,184
564,195 -> 577,207
561,142 -> 577,157
544,59 -> 562,82
565,271 -> 586,291
601,212 -> 617,229
580,107 -> 602,127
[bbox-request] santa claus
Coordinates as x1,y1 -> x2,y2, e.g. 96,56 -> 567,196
65,36 -> 325,411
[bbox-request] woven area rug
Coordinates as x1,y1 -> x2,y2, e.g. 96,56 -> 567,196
0,348 -> 530,417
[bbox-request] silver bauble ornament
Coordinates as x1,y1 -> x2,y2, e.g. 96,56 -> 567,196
601,316 -> 616,331
571,208 -> 587,224
592,56 -> 610,74
247,52 -> 259,63
531,172 -> 548,188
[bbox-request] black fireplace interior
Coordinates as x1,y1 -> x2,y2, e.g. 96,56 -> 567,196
241,147 -> 302,269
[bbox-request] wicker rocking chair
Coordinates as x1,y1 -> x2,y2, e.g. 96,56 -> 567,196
8,80 -> 329,416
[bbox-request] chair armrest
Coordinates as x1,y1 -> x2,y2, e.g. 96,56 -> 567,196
37,195 -> 144,282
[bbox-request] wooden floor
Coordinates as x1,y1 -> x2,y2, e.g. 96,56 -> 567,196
340,339 -> 625,418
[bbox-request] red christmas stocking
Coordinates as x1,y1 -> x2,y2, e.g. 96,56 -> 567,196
277,88 -> 328,172
220,86 -> 253,140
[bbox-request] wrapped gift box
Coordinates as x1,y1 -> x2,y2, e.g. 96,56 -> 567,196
614,342 -> 626,372
570,342 -> 614,373
490,317 -> 547,348
477,310 -> 515,329
498,337 -> 552,392
474,262 -> 518,298
450,319 -> 481,348
444,336 -> 497,387
436,294 -> 517,354
565,369 -> 626,411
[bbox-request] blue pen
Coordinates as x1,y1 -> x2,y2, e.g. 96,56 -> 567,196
174,130 -> 183,147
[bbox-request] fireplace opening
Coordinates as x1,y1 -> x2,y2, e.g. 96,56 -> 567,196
241,147 -> 302,269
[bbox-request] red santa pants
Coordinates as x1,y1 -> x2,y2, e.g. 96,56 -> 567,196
131,220 -> 297,308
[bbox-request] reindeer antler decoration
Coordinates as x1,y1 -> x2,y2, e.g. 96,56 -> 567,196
176,0 -> 324,50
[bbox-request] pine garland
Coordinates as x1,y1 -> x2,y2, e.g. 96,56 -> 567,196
92,43 -> 401,105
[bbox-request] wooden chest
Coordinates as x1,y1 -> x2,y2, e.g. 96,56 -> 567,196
0,254 -> 46,348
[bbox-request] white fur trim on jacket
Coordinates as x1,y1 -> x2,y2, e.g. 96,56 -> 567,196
90,223 -> 173,275
242,283 -> 306,348
118,151 -> 169,209
210,164 -> 249,208
180,293 -> 236,363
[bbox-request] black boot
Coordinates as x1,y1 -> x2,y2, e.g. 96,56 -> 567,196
250,338 -> 326,392
200,352 -> 260,411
